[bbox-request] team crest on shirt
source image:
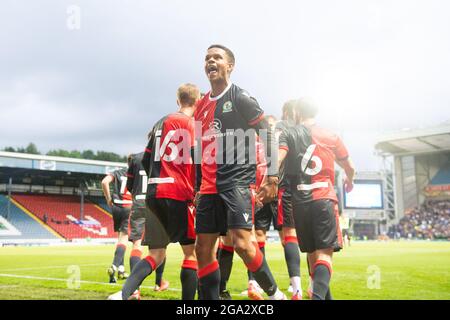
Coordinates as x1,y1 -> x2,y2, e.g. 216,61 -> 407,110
243,212 -> 250,223
223,101 -> 233,113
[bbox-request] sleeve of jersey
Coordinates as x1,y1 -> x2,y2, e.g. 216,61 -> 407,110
278,131 -> 290,153
334,135 -> 349,161
142,132 -> 154,176
126,159 -> 135,193
236,91 -> 265,126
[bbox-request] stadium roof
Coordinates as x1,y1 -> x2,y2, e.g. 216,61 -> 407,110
375,121 -> 450,156
0,151 -> 126,175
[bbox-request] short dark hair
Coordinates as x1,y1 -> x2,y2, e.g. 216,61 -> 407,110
296,97 -> 318,119
208,44 -> 235,65
282,99 -> 298,121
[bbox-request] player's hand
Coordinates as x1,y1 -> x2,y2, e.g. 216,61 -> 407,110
257,176 -> 279,204
344,178 -> 354,193
255,196 -> 264,210
107,199 -> 113,208
193,192 -> 200,207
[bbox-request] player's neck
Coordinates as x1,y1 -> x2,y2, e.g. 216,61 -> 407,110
210,79 -> 230,98
178,106 -> 194,117
302,118 -> 316,127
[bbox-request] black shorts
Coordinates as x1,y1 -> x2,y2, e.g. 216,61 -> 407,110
112,205 -> 131,233
196,187 -> 255,235
277,188 -> 295,229
128,204 -> 146,242
293,199 -> 343,253
143,198 -> 196,249
255,202 -> 281,231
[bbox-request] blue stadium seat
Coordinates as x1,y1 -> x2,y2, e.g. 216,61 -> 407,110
430,165 -> 450,186
0,195 -> 59,240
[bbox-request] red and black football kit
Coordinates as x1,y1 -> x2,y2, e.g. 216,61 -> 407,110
255,134 -> 281,231
194,83 -> 278,234
275,120 -> 296,229
279,123 -> 348,253
109,168 -> 132,233
126,152 -> 147,242
142,112 -> 196,249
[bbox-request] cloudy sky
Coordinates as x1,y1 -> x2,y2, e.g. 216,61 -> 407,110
1,0 -> 449,171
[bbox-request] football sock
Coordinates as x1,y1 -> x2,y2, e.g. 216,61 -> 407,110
122,256 -> 155,300
247,242 -> 265,282
180,260 -> 198,300
198,260 -> 220,300
312,260 -> 332,300
129,248 -> 142,272
247,242 -> 277,296
283,236 -> 301,292
218,244 -> 234,292
113,244 -> 126,268
155,257 -> 166,286
326,289 -> 333,300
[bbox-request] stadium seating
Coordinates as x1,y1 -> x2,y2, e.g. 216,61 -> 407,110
89,196 -> 111,214
430,165 -> 450,186
388,200 -> 450,240
12,194 -> 116,240
0,195 -> 59,240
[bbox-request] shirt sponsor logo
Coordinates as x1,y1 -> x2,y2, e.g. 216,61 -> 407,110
209,119 -> 222,132
223,101 -> 233,113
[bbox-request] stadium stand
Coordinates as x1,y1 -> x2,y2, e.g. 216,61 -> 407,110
388,200 -> 450,240
0,195 -> 60,240
89,196 -> 111,214
430,165 -> 450,186
11,194 -> 116,240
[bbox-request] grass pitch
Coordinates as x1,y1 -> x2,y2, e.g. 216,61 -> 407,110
0,241 -> 449,300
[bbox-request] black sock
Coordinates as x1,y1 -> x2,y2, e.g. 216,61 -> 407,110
252,257 -> 278,296
129,249 -> 142,272
122,256 -> 155,299
312,262 -> 332,300
325,289 -> 333,300
247,269 -> 255,281
130,256 -> 141,272
198,261 -> 220,300
218,247 -> 234,292
180,260 -> 198,300
283,241 -> 300,278
248,244 -> 264,282
155,258 -> 166,286
112,244 -> 126,268
248,245 -> 277,296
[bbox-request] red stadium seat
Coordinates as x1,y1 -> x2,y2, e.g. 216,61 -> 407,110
12,194 -> 116,240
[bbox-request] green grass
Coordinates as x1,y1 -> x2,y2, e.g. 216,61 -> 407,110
0,241 -> 449,300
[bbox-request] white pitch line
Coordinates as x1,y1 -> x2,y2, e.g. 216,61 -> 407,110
0,273 -> 181,292
0,263 -> 106,272
0,285 -> 19,289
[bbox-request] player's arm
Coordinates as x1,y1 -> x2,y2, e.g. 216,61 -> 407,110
142,128 -> 155,176
278,148 -> 288,169
188,118 -> 201,205
101,174 -> 114,208
237,92 -> 278,202
337,157 -> 355,193
334,135 -> 355,193
126,156 -> 135,194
